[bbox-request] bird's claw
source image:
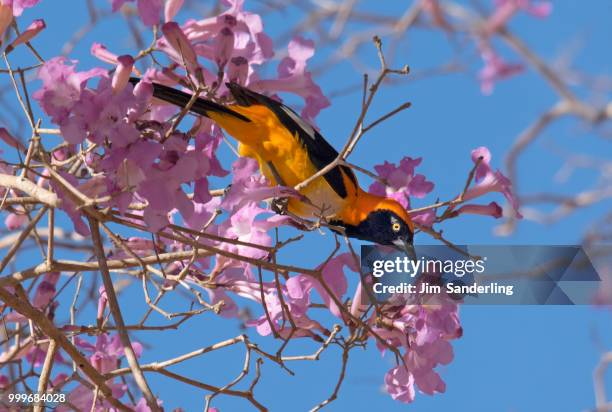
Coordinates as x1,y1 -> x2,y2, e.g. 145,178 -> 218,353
271,196 -> 289,215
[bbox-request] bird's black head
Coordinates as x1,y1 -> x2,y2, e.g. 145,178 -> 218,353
332,208 -> 414,256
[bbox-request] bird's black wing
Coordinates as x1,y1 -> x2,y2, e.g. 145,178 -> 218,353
226,82 -> 357,198
129,78 -> 251,122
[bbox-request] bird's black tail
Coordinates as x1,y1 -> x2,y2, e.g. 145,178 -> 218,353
129,78 -> 251,122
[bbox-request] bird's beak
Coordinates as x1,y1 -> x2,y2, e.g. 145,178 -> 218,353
393,238 -> 417,261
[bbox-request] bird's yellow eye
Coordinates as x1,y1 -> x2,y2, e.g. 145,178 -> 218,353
392,222 -> 401,232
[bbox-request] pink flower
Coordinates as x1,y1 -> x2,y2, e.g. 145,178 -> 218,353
214,27 -> 234,68
251,36 -> 330,123
203,266 -> 283,327
32,272 -> 59,308
74,333 -> 142,374
248,275 -> 326,339
112,54 -> 135,94
370,289 -> 461,403
10,0 -> 41,16
160,22 -> 200,76
0,3 -> 13,40
32,62 -> 222,234
35,58 -> 149,149
383,317 -> 457,401
4,18 -> 45,53
112,236 -> 158,257
174,0 -> 273,88
129,133 -> 209,230
136,0 -> 162,26
287,253 -> 358,319
97,286 -> 108,323
94,131 -> 190,229
1,273 -> 59,325
384,341 -> 451,402
227,56 -> 249,84
48,170 -> 91,236
5,210 -> 27,229
410,209 -> 437,228
249,254 -> 360,337
27,341 -> 65,367
369,157 -> 434,210
206,252 -> 348,340
452,201 -> 503,218
463,147 -> 522,218
182,0 -> 273,67
405,339 -> 452,394
478,41 -> 523,95
91,42 -> 118,65
191,149 -> 218,203
0,0 -> 41,27
485,0 -> 552,34
33,57 -> 106,127
214,203 -> 289,267
225,204 -> 272,249
0,127 -> 25,150
33,59 -> 208,234
133,397 -> 164,412
59,382 -> 126,412
164,0 -> 183,22
220,157 -> 301,213
385,364 -> 416,403
111,0 -> 162,26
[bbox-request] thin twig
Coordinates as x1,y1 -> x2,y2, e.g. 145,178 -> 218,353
87,217 -> 161,412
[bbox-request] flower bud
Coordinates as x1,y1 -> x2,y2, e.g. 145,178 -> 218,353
215,27 -> 234,68
164,0 -> 184,22
452,202 -> 503,219
162,22 -> 199,75
4,19 -> 45,54
112,54 -> 135,94
0,127 -> 25,151
91,42 -> 118,64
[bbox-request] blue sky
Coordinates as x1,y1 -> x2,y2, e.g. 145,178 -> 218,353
3,1 -> 612,411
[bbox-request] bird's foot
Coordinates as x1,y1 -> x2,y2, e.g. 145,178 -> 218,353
271,196 -> 289,215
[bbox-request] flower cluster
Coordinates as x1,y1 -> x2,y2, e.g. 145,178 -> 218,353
364,148 -> 518,401
462,146 -> 521,218
246,253 -> 359,338
369,148 -> 519,231
379,298 -> 462,403
0,284 -> 154,410
57,334 -> 153,412
369,156 -> 436,226
0,272 -> 63,367
25,0 -> 330,239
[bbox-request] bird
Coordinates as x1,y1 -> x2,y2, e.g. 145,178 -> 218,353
130,78 -> 415,255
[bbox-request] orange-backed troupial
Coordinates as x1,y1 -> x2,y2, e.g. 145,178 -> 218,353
130,78 -> 415,255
